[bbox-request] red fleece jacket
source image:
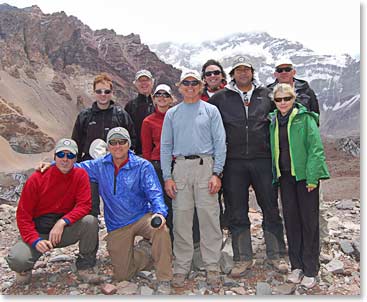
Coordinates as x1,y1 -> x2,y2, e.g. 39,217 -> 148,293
141,109 -> 166,161
16,166 -> 91,246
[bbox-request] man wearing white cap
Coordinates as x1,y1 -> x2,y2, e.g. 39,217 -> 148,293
267,58 -> 320,114
160,70 -> 226,289
6,138 -> 98,284
125,69 -> 155,155
209,56 -> 287,277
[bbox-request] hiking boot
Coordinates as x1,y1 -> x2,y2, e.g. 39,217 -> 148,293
15,271 -> 32,285
206,270 -> 221,289
230,260 -> 253,278
287,269 -> 304,284
155,280 -> 171,295
269,258 -> 289,274
172,273 -> 186,288
76,254 -> 97,270
301,276 -> 317,289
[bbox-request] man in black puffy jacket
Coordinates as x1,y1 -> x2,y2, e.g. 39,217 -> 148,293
72,73 -> 136,217
209,56 -> 287,277
267,58 -> 320,115
125,70 -> 155,155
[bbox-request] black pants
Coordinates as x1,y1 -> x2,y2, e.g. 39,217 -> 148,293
90,182 -> 101,217
280,172 -> 320,277
151,160 -> 174,244
223,158 -> 285,261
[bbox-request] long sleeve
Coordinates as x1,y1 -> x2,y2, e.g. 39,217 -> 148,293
210,107 -> 227,174
160,112 -> 174,181
141,118 -> 153,160
16,175 -> 42,246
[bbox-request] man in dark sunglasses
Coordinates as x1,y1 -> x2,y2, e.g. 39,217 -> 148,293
161,70 -> 226,289
267,58 -> 320,115
6,138 -> 98,284
71,73 -> 136,220
201,59 -> 227,102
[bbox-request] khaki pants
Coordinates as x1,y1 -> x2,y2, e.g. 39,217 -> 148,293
172,156 -> 222,274
106,213 -> 172,281
6,215 -> 98,273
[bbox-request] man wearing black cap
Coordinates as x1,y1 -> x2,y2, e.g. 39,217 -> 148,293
6,138 -> 98,284
209,56 -> 287,277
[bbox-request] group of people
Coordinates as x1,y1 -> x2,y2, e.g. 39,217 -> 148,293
6,55 -> 330,294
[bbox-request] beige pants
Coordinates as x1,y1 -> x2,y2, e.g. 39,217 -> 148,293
106,213 -> 173,281
172,156 -> 222,274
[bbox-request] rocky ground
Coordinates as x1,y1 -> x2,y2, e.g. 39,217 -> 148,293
0,137 -> 361,296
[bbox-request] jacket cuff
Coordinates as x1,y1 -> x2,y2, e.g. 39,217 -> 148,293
63,218 -> 71,225
32,238 -> 42,248
307,183 -> 317,188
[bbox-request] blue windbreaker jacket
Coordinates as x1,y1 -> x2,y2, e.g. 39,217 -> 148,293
75,150 -> 167,232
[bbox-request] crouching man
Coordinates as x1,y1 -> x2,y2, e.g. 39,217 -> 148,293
40,127 -> 173,294
6,138 -> 99,284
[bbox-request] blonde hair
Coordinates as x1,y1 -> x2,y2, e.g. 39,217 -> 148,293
272,83 -> 296,100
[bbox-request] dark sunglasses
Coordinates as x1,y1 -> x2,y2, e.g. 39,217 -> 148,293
181,80 -> 200,87
95,89 -> 112,95
55,151 -> 76,160
275,67 -> 293,73
109,139 -> 128,146
154,92 -> 171,98
274,96 -> 294,103
204,70 -> 221,77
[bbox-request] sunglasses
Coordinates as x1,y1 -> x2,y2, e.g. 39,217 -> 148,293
95,89 -> 112,95
55,151 -> 76,160
204,70 -> 221,77
154,92 -> 171,98
181,80 -> 200,87
275,67 -> 293,73
274,96 -> 294,103
109,139 -> 128,146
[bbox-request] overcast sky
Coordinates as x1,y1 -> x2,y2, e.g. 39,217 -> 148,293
1,0 -> 362,56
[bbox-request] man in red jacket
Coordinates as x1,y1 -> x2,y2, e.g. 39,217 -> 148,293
6,138 -> 98,284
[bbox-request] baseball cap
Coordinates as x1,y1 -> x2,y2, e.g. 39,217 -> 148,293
134,69 -> 153,81
106,127 -> 131,146
89,138 -> 108,159
55,138 -> 78,155
230,56 -> 253,74
153,84 -> 172,96
178,70 -> 202,84
274,58 -> 293,68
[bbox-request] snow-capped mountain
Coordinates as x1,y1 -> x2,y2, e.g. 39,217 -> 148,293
149,32 -> 360,137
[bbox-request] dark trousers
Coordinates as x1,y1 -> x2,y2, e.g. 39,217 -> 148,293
223,158 -> 285,261
90,182 -> 101,217
279,172 -> 320,277
151,160 -> 174,244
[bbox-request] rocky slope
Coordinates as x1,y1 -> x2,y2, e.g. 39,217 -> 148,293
0,4 -> 180,166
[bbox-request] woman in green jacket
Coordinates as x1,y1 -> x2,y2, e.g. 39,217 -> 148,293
269,83 -> 329,289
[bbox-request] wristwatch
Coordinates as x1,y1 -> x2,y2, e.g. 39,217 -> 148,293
212,172 -> 223,179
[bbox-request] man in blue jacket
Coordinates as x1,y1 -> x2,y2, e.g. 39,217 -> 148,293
41,127 -> 172,294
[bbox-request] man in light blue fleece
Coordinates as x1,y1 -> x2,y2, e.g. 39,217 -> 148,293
160,70 -> 226,289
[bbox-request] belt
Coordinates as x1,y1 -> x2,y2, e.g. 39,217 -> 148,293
184,155 -> 201,160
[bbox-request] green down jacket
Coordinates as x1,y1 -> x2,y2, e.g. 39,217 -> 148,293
269,103 -> 330,187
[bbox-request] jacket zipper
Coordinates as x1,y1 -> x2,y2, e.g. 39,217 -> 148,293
114,174 -> 117,195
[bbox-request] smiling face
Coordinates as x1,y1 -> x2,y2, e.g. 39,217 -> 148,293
274,64 -> 296,84
274,90 -> 296,116
134,76 -> 154,95
233,66 -> 253,90
94,81 -> 112,110
178,76 -> 203,102
204,65 -> 224,90
108,137 -> 129,163
153,90 -> 173,112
